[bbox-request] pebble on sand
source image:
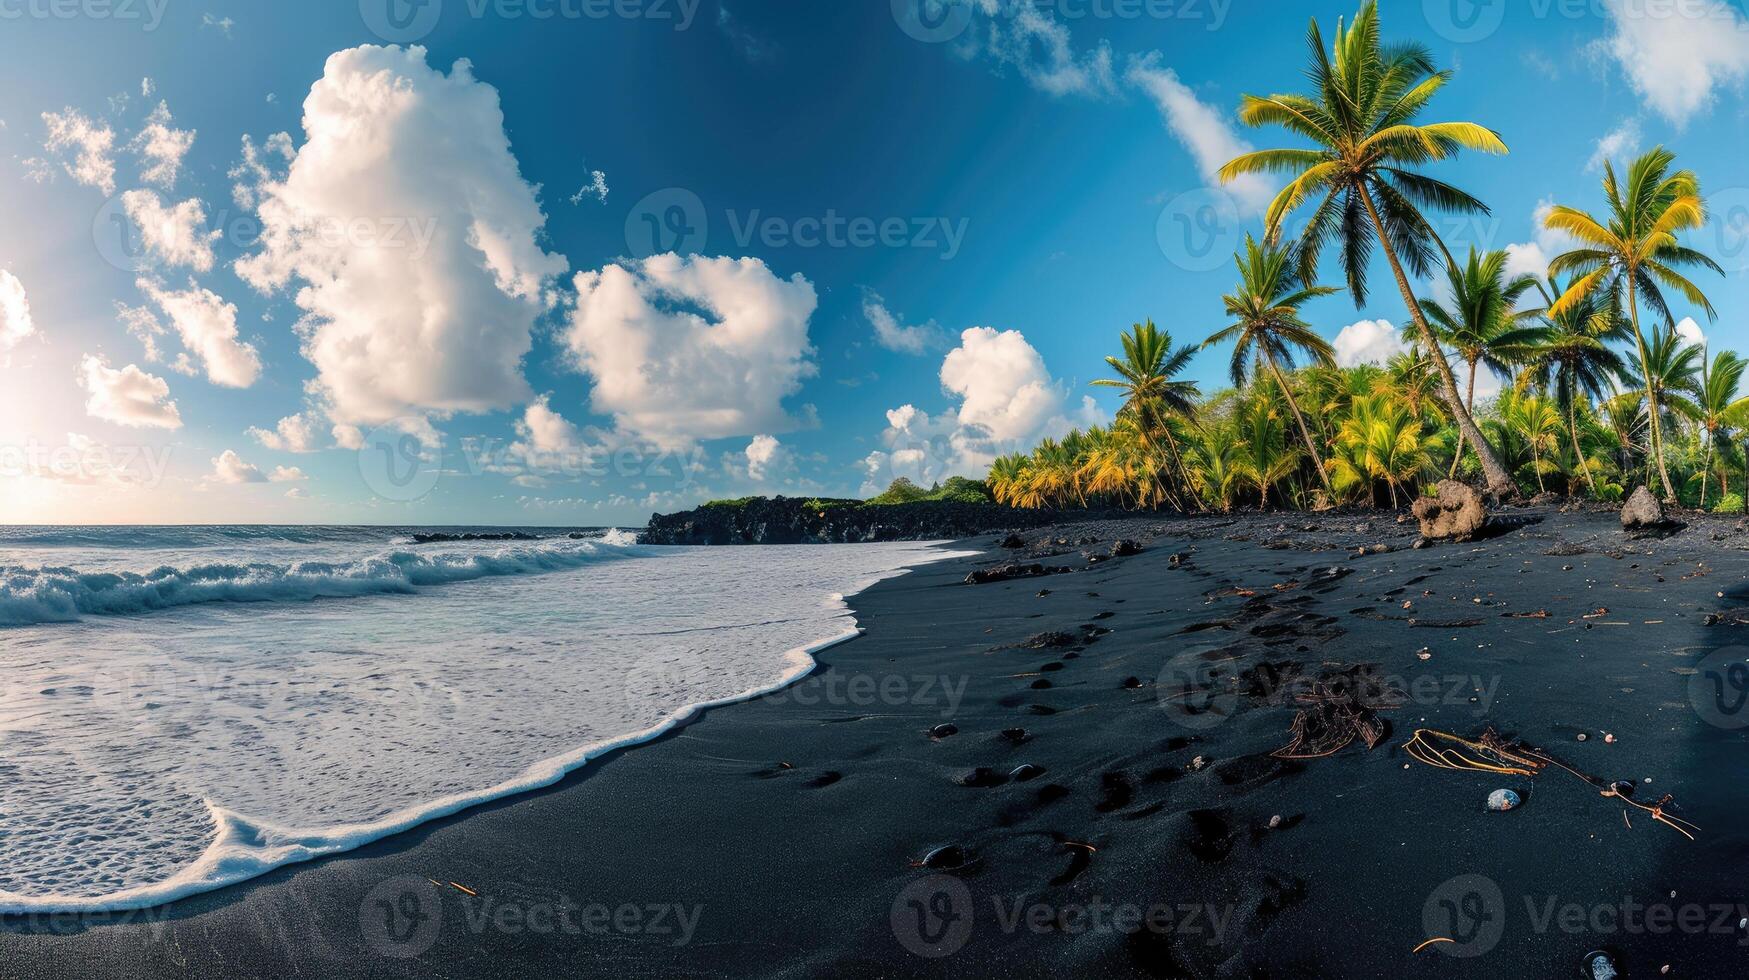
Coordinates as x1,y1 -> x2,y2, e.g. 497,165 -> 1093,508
1486,789 -> 1521,812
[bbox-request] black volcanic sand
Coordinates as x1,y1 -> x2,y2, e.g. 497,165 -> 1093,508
8,509 -> 1749,978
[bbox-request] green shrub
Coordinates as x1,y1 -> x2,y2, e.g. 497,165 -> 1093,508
937,476 -> 993,503
866,477 -> 932,505
1713,493 -> 1745,514
700,496 -> 760,509
1595,483 -> 1624,503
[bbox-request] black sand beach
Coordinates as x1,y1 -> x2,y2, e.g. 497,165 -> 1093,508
7,508 -> 1749,978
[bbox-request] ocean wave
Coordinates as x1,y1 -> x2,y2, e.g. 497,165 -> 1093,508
0,524 -> 616,550
0,532 -> 640,627
0,627 -> 854,915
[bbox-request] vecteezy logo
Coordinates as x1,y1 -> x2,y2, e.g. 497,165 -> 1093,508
92,194 -> 151,273
359,0 -> 443,43
891,0 -> 974,44
1421,873 -> 1505,958
360,876 -> 444,958
357,421 -> 442,502
1690,647 -> 1749,730
890,875 -> 974,958
1156,188 -> 1242,274
624,188 -> 709,258
1423,0 -> 1505,44
1155,644 -> 1239,730
1710,188 -> 1749,274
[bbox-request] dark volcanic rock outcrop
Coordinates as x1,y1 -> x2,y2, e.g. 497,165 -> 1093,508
640,497 -> 1085,545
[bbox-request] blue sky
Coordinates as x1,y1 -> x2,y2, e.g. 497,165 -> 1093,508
2,0 -> 1748,524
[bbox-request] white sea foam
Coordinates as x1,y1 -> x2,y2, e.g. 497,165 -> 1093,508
0,532 -> 640,626
0,530 -> 971,912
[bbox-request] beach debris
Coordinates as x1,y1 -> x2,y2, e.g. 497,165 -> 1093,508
1109,539 -> 1143,558
1269,666 -> 1397,760
1268,814 -> 1283,829
1621,486 -> 1664,529
1406,728 -> 1700,840
998,532 -> 1027,549
1000,728 -> 1029,744
1411,480 -> 1487,542
449,881 -> 478,896
1703,608 -> 1749,626
928,724 -> 958,740
1416,648 -> 1432,661
1486,788 -> 1521,812
965,562 -> 1073,585
1413,937 -> 1456,954
1577,733 -> 1587,741
1190,755 -> 1208,771
1604,733 -> 1616,744
1009,763 -> 1046,781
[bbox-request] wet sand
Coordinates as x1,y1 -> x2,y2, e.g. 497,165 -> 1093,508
5,508 -> 1749,977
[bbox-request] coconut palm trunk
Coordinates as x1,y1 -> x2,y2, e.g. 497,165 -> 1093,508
1569,406 -> 1597,493
1358,186 -> 1516,497
1261,352 -> 1332,497
1624,278 -> 1677,501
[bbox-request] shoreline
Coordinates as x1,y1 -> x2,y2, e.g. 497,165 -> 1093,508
0,539 -> 975,917
5,511 -> 1749,977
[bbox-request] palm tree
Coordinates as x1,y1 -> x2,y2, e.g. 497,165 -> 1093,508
1232,395 -> 1301,509
1091,320 -> 1201,508
1204,234 -> 1340,496
1493,390 -> 1563,494
1188,423 -> 1245,513
1382,351 -> 1444,425
1417,247 -> 1542,474
1626,326 -> 1704,491
1695,349 -> 1749,507
1515,275 -> 1629,493
988,454 -> 1028,507
1330,392 -> 1435,506
1544,147 -> 1724,501
1218,0 -> 1518,496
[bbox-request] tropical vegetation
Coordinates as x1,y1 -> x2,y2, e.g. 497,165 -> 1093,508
985,1 -> 1741,515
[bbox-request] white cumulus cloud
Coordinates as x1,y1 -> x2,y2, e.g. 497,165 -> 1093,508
1333,319 -> 1409,368
862,327 -> 1102,493
137,278 -> 261,387
41,108 -> 116,194
1,269 -> 36,355
131,101 -> 196,187
1598,0 -> 1749,126
122,190 -> 220,271
268,465 -> 306,482
1676,316 -> 1707,348
862,289 -> 943,355
1587,118 -> 1642,172
248,412 -> 324,452
743,434 -> 791,483
941,326 -> 1066,441
211,449 -> 266,483
565,253 -> 819,448
235,44 -> 568,429
78,354 -> 182,429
